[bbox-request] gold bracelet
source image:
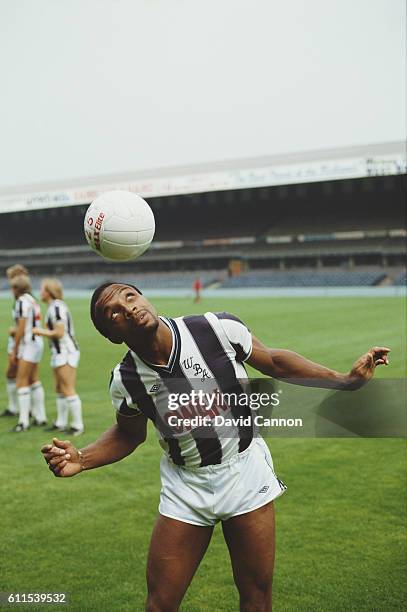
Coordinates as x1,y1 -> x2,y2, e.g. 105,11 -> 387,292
77,449 -> 85,471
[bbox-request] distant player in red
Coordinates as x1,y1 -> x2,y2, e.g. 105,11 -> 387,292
193,277 -> 202,303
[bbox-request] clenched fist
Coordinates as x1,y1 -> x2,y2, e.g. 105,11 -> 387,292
346,346 -> 390,390
41,437 -> 83,477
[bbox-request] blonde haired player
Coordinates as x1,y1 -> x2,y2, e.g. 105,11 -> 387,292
33,278 -> 84,436
9,274 -> 47,432
1,264 -> 29,418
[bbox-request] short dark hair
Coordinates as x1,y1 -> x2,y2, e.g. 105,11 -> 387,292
90,282 -> 142,338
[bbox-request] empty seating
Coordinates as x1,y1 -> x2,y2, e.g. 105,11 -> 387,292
393,270 -> 407,286
10,271 -> 221,292
221,269 -> 386,288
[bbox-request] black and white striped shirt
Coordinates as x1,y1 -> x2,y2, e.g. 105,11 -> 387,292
14,293 -> 42,345
46,299 -> 79,355
110,312 -> 254,468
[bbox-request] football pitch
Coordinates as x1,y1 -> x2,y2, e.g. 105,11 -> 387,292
1,296 -> 406,611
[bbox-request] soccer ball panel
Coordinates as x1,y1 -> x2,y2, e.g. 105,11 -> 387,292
98,238 -> 152,261
103,229 -> 152,247
137,228 -> 155,244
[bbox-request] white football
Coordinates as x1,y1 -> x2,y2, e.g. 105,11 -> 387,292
84,191 -> 155,261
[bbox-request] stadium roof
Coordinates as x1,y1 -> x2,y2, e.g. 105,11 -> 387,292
0,141 -> 405,214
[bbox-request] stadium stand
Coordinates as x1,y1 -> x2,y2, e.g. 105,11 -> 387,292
0,175 -> 405,287
393,270 -> 407,286
0,271 -> 222,292
220,269 -> 387,288
2,268 -> 405,292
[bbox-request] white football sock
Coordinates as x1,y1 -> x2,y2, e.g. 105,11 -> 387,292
17,387 -> 31,428
66,395 -> 84,430
55,394 -> 68,428
6,379 -> 18,414
30,381 -> 47,423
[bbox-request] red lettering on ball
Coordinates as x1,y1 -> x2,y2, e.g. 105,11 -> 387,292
93,212 -> 105,251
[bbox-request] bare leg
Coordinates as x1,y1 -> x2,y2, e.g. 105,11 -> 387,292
50,369 -> 68,429
15,360 -> 36,427
222,502 -> 276,612
52,368 -> 61,394
55,364 -> 77,396
6,354 -> 18,380
56,365 -> 83,430
16,359 -> 35,388
146,514 -> 213,611
28,362 -> 39,385
4,354 -> 18,414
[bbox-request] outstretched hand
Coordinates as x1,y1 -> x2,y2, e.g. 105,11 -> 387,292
41,437 -> 82,477
346,346 -> 390,390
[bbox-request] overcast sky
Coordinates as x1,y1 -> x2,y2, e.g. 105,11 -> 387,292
0,0 -> 405,189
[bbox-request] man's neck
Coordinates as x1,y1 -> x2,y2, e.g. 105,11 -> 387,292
128,317 -> 173,366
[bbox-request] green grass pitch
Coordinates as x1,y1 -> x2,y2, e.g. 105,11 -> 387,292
0,296 -> 406,611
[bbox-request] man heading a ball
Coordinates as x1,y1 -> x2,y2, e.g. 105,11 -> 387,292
41,283 -> 390,611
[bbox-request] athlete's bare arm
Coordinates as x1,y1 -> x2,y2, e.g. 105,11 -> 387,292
10,318 -> 25,364
247,335 -> 390,390
41,412 -> 148,477
33,321 -> 64,339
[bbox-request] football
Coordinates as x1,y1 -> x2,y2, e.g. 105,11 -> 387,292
84,191 -> 155,261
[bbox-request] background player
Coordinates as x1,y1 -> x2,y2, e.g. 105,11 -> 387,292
9,274 -> 47,432
41,283 -> 390,610
1,264 -> 29,418
33,278 -> 84,436
193,276 -> 202,303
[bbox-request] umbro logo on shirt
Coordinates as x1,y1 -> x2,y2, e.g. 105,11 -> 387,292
258,485 -> 270,494
149,384 -> 160,393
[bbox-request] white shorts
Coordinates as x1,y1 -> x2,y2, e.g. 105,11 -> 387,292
159,437 -> 286,527
51,350 -> 80,369
17,340 -> 44,364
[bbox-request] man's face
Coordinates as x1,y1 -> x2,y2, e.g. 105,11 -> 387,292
95,283 -> 159,344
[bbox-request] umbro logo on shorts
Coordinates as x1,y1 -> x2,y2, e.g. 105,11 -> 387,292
149,384 -> 160,393
258,485 -> 270,494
